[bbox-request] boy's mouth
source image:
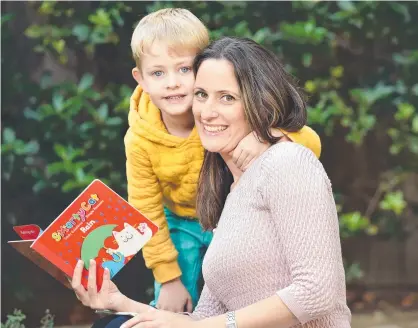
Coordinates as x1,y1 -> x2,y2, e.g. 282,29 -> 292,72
164,94 -> 186,100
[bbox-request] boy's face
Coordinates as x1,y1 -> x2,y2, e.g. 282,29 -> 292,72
133,42 -> 197,118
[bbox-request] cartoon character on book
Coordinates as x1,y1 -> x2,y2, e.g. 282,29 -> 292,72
81,222 -> 152,278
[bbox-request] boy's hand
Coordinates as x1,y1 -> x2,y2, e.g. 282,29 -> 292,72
231,132 -> 270,171
157,278 -> 193,313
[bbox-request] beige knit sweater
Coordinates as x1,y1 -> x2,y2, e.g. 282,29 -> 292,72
192,142 -> 352,327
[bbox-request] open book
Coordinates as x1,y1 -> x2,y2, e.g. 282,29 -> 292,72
8,179 -> 158,289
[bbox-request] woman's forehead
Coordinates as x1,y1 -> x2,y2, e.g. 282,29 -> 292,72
195,59 -> 239,92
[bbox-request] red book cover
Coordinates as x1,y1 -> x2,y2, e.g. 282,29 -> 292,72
10,179 -> 158,290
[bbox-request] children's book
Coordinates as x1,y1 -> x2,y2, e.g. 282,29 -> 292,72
8,179 -> 158,290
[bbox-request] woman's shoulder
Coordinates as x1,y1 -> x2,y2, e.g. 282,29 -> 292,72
260,141 -> 330,185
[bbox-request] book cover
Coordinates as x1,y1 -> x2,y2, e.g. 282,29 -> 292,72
9,179 -> 158,290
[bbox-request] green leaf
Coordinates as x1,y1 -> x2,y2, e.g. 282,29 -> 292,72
52,93 -> 64,112
302,53 -> 312,67
47,162 -> 65,175
78,74 -> 94,91
62,180 -> 81,192
3,128 -> 16,143
1,13 -> 15,26
72,24 -> 90,42
389,2 -> 411,23
75,168 -> 85,181
25,25 -> 43,38
337,1 -> 356,12
389,143 -> 403,155
106,117 -> 123,126
23,108 -> 40,121
412,84 -> 418,96
40,72 -> 52,89
379,191 -> 406,215
97,104 -> 109,121
52,39 -> 66,54
24,141 -> 40,154
54,144 -> 67,159
395,103 -> 415,121
412,115 -> 418,133
33,180 -> 47,193
253,27 -> 270,44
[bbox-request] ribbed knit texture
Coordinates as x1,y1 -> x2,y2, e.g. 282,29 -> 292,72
192,142 -> 351,327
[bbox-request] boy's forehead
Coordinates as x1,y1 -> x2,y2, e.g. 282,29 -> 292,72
143,41 -> 198,60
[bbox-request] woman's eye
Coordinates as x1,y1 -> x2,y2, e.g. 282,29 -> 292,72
153,71 -> 163,77
194,91 -> 207,99
221,95 -> 235,102
180,67 -> 191,73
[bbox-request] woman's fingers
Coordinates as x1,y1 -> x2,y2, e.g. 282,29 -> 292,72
72,260 -> 88,303
87,259 -> 98,305
120,312 -> 156,328
100,267 -> 111,295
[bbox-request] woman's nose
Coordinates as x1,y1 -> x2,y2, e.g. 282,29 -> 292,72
200,105 -> 218,119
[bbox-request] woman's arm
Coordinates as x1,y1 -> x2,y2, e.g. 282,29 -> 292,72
197,296 -> 297,328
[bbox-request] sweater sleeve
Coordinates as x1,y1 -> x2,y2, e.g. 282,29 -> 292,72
261,143 -> 343,324
125,129 -> 182,283
191,284 -> 228,320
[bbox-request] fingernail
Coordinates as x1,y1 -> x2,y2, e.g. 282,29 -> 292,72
120,325 -> 125,328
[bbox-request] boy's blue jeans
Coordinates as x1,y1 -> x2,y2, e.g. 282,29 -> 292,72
150,207 -> 213,309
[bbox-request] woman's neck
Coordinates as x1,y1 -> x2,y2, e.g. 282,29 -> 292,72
221,153 -> 243,190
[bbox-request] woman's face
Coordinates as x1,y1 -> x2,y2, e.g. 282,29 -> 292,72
193,59 -> 251,154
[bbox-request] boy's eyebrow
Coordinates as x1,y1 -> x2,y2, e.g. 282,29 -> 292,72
148,64 -> 165,70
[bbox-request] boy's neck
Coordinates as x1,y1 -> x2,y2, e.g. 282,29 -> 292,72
161,110 -> 195,138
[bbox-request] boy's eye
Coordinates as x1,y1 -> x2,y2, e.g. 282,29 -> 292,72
180,67 -> 191,73
194,91 -> 207,99
221,95 -> 235,102
153,71 -> 164,77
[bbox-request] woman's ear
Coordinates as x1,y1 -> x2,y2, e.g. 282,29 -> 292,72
132,67 -> 149,93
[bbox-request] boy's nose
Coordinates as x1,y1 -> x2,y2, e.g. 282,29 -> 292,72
166,74 -> 180,89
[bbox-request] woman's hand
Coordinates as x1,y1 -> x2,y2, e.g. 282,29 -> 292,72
120,309 -> 196,328
71,259 -> 129,312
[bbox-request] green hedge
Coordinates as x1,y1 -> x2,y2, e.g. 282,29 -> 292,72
2,1 -> 418,300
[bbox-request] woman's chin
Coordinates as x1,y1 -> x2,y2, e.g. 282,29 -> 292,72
201,141 -> 223,153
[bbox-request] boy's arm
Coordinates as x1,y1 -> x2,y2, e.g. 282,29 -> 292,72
125,130 -> 181,283
232,125 -> 321,171
276,125 -> 322,159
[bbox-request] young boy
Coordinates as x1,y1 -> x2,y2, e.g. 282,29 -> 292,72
125,8 -> 321,313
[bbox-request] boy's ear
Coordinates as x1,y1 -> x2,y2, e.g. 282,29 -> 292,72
132,67 -> 149,93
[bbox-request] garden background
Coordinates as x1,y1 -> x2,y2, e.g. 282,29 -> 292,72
2,1 -> 418,327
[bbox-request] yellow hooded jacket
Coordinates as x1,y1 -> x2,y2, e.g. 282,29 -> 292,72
124,86 -> 322,283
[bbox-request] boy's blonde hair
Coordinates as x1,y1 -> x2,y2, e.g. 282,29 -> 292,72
131,8 -> 209,67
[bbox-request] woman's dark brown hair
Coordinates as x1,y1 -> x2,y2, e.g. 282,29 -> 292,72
193,36 -> 307,231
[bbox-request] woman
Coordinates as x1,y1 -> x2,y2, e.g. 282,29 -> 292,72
72,36 -> 351,327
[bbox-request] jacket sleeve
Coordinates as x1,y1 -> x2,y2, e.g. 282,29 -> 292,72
125,129 -> 182,283
282,125 -> 322,159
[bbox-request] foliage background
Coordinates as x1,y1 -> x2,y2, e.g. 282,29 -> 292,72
2,1 -> 418,326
